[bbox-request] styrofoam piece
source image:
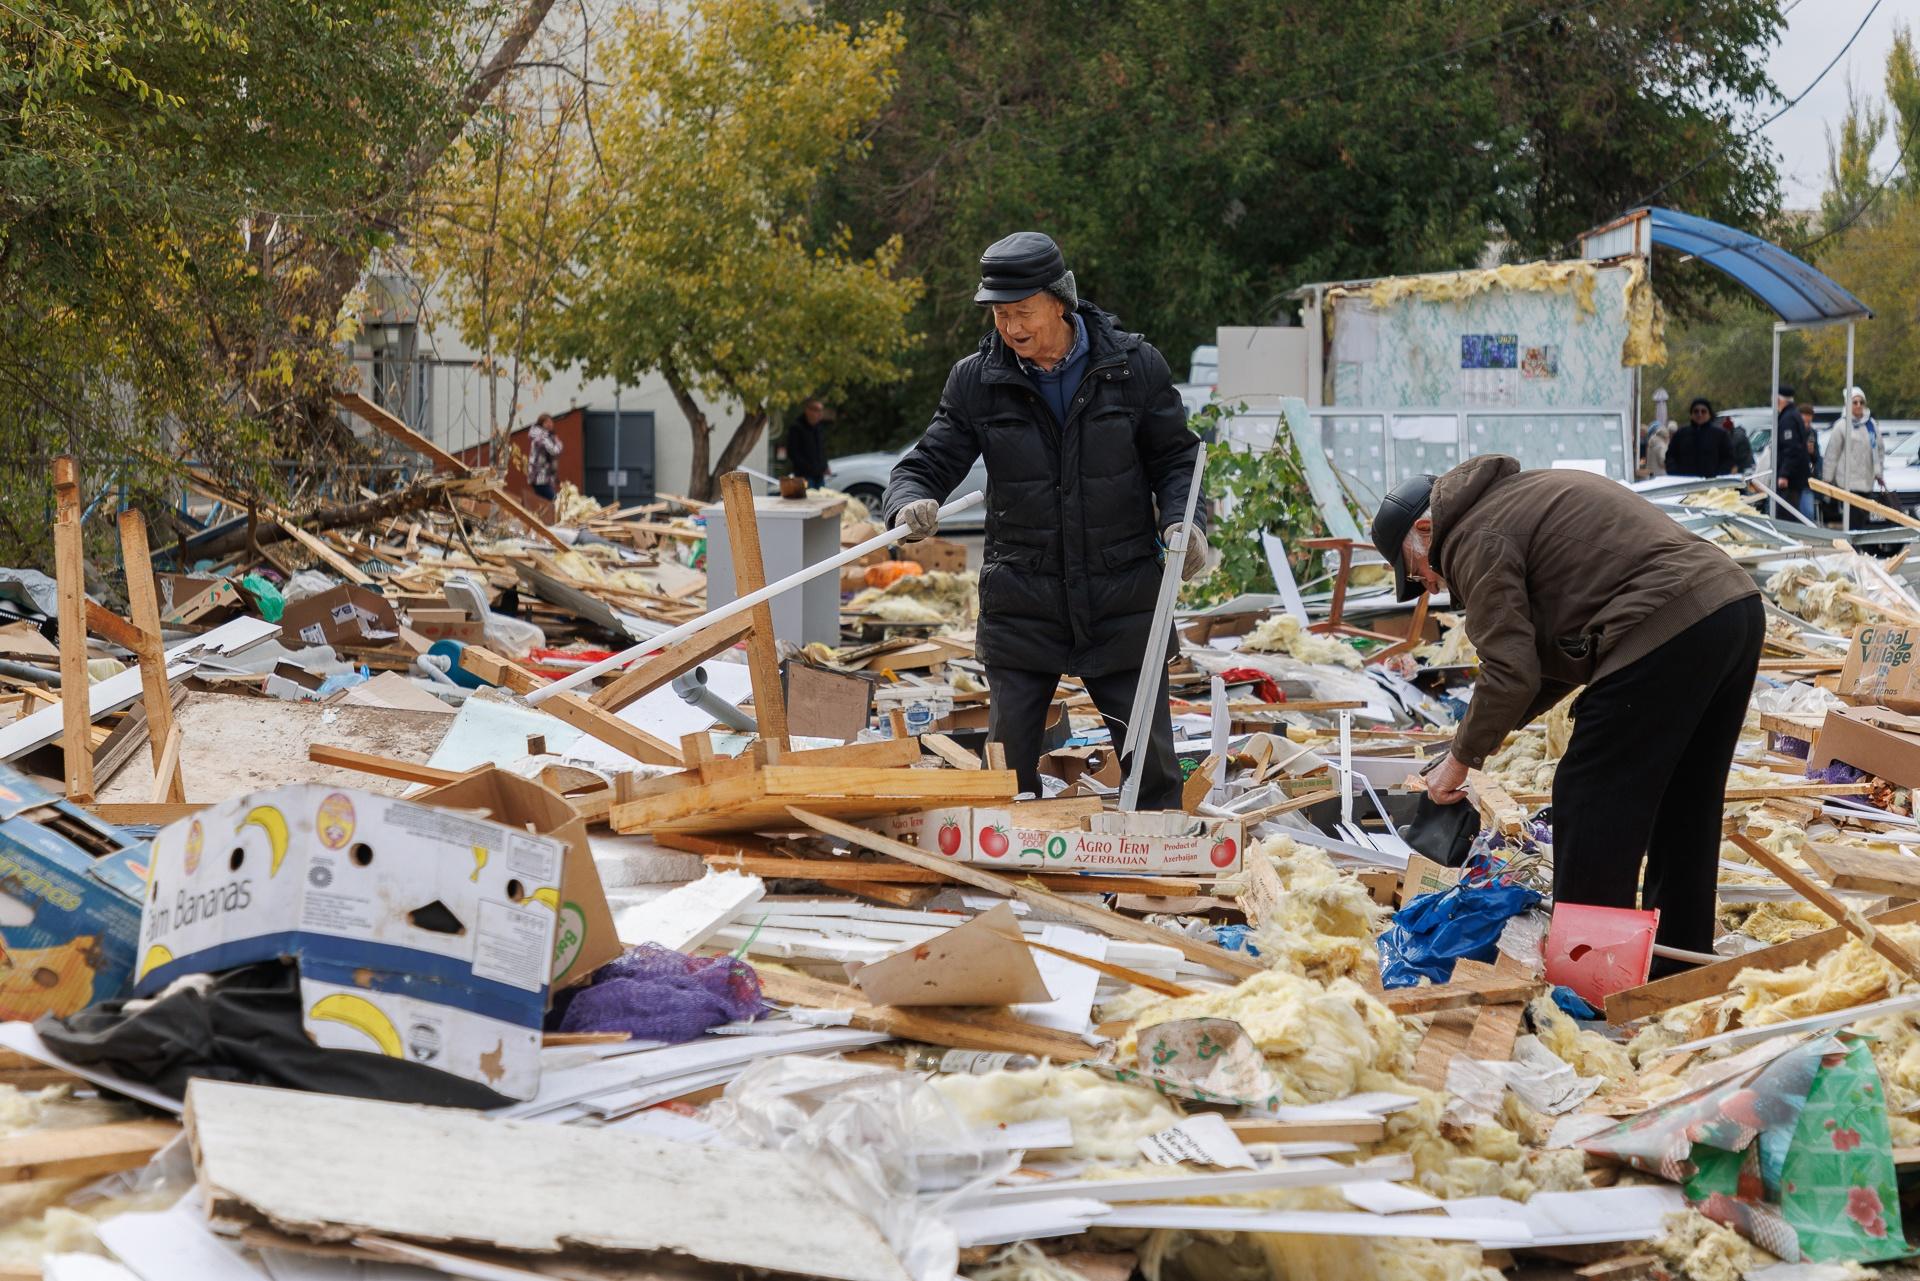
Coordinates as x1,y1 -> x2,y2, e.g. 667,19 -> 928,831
97,1201 -> 268,1281
1091,1204 -> 1531,1244
613,870 -> 765,951
1440,1186 -> 1686,1246
187,1080 -> 913,1281
980,1154 -> 1415,1206
944,1199 -> 1111,1249
1665,991 -> 1920,1055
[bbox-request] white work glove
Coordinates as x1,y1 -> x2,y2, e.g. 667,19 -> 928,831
894,499 -> 939,542
1164,522 -> 1209,581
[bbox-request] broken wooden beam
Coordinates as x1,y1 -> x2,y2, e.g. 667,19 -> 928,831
718,472 -> 789,754
0,1119 -> 179,1184
52,456 -> 93,802
1728,831 -> 1920,982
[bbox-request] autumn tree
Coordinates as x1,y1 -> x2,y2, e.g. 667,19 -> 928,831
0,0 -> 557,565
430,0 -> 923,501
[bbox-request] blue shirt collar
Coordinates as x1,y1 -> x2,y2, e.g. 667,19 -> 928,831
1016,311 -> 1087,378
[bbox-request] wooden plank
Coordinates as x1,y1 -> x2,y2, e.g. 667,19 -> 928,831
1410,1009 -> 1476,1090
540,691 -> 684,768
148,724 -> 182,804
122,511 -> 186,806
1605,900 -> 1920,1024
0,1119 -> 179,1184
1465,771 -> 1528,835
991,928 -> 1197,998
1227,1116 -> 1387,1145
920,732 -> 982,771
333,390 -> 471,475
588,613 -> 753,712
1728,831 -> 1920,982
1511,782 -> 1862,806
1803,840 -> 1920,897
84,801 -> 206,825
306,744 -> 465,787
1811,477 -> 1920,535
693,853 -> 1225,896
790,807 -> 1264,980
52,456 -> 93,802
454,645 -> 544,695
719,472 -> 789,754
1464,952 -> 1531,1061
83,601 -> 145,654
270,513 -> 376,586
612,765 -> 1016,833
483,483 -> 569,551
1377,977 -> 1538,1016
755,968 -> 1097,1061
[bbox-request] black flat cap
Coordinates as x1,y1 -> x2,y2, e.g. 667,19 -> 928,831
1370,474 -> 1436,603
1777,384 -> 1795,398
976,231 -> 1067,304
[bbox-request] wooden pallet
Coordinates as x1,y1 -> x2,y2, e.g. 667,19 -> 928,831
609,764 -> 1019,834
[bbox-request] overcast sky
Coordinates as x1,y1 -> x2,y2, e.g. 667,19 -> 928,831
1762,0 -> 1910,210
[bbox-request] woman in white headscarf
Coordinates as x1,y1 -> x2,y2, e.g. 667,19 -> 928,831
1823,385 -> 1883,508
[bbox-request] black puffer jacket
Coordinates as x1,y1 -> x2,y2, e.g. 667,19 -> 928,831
883,303 -> 1204,675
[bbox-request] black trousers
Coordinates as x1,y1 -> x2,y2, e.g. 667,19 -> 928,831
1551,596 -> 1764,967
985,664 -> 1183,810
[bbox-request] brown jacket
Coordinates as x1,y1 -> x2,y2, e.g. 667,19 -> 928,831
1432,455 -> 1758,767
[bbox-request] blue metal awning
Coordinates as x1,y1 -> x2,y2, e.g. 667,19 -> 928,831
1582,207 -> 1872,328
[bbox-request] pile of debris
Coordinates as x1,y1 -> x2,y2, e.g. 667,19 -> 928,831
5,424 -> 1920,1281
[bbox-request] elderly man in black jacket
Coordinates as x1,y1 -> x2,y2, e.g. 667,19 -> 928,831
883,232 -> 1207,809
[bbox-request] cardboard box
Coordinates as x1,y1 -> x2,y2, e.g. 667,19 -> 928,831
0,766 -> 147,1020
783,662 -> 874,742
1809,705 -> 1920,789
280,585 -> 399,649
900,537 -> 967,574
1839,623 -> 1920,712
879,802 -> 1243,874
404,607 -> 491,646
136,784 -> 564,1099
415,768 -> 619,991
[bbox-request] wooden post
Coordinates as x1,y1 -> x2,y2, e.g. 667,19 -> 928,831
718,472 -> 789,755
52,457 -> 93,802
118,510 -> 185,803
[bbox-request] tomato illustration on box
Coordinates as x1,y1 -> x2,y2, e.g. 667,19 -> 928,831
136,784 -> 564,1100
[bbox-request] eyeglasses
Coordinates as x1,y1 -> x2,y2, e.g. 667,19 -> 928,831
1690,408 -> 1710,417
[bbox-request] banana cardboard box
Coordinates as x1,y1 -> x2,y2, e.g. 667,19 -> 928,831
0,765 -> 147,1020
135,784 -> 564,1100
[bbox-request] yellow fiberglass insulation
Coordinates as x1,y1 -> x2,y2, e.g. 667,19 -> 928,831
1479,695 -> 1577,793
1765,565 -> 1878,632
1412,617 -> 1477,666
929,1066 -> 1182,1161
1239,614 -> 1361,668
1727,922 -> 1920,1026
1528,997 -> 1635,1091
1653,1209 -> 1775,1281
1231,835 -> 1385,983
966,1242 -> 1100,1281
1149,1187 -> 1509,1281
1718,899 -> 1831,944
1679,487 -> 1751,514
1361,261 -> 1599,315
1620,258 -> 1667,367
847,570 -> 977,625
1121,970 -> 1412,1103
552,482 -> 604,525
1371,1087 -> 1589,1200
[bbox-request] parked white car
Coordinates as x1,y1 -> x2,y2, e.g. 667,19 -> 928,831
821,447 -> 989,529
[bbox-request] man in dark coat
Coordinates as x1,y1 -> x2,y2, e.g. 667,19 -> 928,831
1775,385 -> 1814,519
883,232 -> 1207,808
1723,414 -> 1755,473
785,398 -> 830,489
1663,397 -> 1736,478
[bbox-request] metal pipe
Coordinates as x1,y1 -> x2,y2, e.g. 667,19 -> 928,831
0,659 -> 56,686
672,666 -> 756,733
526,488 -> 985,703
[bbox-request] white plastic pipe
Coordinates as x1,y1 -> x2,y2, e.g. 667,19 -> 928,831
524,489 -> 985,704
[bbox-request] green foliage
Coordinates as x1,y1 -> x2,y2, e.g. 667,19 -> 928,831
427,0 -> 924,500
1657,23 -> 1920,419
815,0 -> 1787,451
0,0 -> 546,565
1181,406 -> 1324,609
